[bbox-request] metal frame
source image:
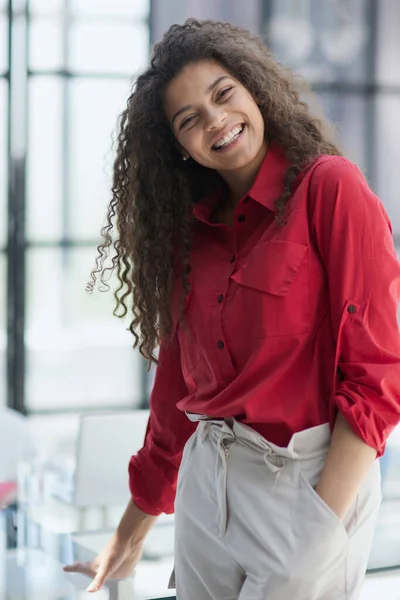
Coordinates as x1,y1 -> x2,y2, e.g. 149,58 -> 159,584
6,0 -> 28,413
364,0 -> 378,187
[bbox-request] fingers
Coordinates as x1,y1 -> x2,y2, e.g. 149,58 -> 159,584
63,562 -> 96,578
86,562 -> 113,593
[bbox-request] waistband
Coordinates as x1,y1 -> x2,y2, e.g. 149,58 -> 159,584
185,412 -> 331,460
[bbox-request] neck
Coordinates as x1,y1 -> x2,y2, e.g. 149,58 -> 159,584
217,139 -> 269,208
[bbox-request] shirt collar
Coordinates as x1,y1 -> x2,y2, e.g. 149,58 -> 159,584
247,140 -> 290,210
192,140 -> 290,222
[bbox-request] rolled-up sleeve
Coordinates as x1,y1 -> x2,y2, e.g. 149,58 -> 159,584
128,334 -> 197,515
310,157 -> 400,457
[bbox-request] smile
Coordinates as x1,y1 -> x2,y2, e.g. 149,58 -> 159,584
211,124 -> 245,151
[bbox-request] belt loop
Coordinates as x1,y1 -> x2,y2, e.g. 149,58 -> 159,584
263,452 -> 288,493
198,421 -> 211,442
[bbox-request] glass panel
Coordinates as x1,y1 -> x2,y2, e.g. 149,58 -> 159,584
26,247 -> 142,411
27,77 -> 63,242
68,78 -> 131,240
376,0 -> 400,85
313,92 -> 368,172
265,0 -> 371,84
0,79 -> 7,248
29,17 -> 64,71
0,16 -> 7,75
70,0 -> 149,19
0,253 -> 6,408
68,21 -> 148,74
28,0 -> 64,16
374,96 -> 400,236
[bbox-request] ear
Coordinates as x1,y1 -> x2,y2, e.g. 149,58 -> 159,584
175,141 -> 189,162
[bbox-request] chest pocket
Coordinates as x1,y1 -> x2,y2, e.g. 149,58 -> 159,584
230,240 -> 310,337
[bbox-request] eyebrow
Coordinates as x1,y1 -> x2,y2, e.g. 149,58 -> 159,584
171,75 -> 232,129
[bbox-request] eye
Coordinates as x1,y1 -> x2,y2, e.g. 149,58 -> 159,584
217,86 -> 233,101
180,115 -> 197,130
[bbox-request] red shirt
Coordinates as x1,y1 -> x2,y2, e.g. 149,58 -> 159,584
129,142 -> 400,515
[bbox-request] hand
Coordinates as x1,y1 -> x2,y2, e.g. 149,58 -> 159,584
63,499 -> 157,593
314,483 -> 347,521
63,532 -> 144,592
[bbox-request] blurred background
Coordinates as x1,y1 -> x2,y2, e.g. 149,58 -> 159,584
0,1 -> 400,598
1,0 -> 400,418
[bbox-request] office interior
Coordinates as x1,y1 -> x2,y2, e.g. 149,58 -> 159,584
1,0 -> 400,598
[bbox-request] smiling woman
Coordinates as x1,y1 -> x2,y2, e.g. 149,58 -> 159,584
87,18 -> 341,362
72,17 -> 400,600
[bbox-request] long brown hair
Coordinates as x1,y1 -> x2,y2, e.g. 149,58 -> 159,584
87,18 -> 341,365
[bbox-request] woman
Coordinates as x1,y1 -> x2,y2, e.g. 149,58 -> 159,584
64,19 -> 400,599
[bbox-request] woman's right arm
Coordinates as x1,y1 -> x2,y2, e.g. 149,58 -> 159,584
128,333 -> 197,515
63,332 -> 196,591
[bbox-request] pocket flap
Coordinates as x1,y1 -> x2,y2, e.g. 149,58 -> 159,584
231,240 -> 308,296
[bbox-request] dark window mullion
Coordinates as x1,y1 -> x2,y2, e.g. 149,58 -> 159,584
7,0 -> 28,413
364,0 -> 379,186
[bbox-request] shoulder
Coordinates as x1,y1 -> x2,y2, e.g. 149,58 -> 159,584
305,155 -> 391,236
305,155 -> 384,216
308,155 -> 368,190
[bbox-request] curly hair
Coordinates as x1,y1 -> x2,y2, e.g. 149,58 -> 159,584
87,18 -> 342,366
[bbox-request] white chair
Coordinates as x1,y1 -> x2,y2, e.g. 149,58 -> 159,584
55,409 -> 151,529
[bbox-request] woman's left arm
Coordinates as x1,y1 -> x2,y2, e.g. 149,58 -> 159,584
315,411 -> 377,519
309,157 -> 400,519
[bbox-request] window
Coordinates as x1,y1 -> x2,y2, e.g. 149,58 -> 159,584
374,96 -> 400,238
25,248 -> 142,410
264,0 -> 371,86
6,0 -> 151,413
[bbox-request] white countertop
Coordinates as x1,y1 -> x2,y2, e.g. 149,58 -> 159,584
1,503 -> 400,600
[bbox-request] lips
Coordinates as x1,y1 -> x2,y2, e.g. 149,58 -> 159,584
211,124 -> 245,151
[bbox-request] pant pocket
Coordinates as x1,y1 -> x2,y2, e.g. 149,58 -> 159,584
285,461 -> 349,596
298,469 -> 349,540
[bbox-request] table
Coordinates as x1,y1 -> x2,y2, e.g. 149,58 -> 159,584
2,501 -> 400,599
0,506 -> 176,599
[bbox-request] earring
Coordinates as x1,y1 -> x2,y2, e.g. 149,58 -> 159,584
182,155 -> 189,161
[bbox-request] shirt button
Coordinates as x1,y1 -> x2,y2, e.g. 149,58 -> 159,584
230,255 -> 235,263
217,340 -> 225,349
238,215 -> 246,222
347,305 -> 357,314
217,294 -> 224,303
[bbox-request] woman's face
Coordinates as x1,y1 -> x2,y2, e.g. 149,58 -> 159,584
164,60 -> 267,173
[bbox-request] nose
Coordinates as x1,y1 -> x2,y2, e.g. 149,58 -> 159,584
204,105 -> 227,131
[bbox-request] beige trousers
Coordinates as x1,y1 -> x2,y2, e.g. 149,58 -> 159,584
171,417 -> 382,600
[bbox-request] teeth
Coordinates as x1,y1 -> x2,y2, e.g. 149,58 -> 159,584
213,125 -> 243,149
